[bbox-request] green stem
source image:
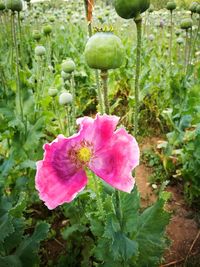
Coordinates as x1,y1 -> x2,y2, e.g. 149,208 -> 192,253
187,15 -> 200,75
92,173 -> 105,218
17,12 -> 22,63
12,13 -> 23,122
71,73 -> 76,130
100,70 -> 124,233
184,29 -> 188,73
169,11 -> 173,70
65,105 -> 71,136
134,15 -> 142,137
100,70 -> 109,114
47,35 -> 51,66
10,12 -> 14,71
186,27 -> 192,73
52,99 -> 65,134
35,56 -> 41,112
115,190 -> 123,230
95,70 -> 104,114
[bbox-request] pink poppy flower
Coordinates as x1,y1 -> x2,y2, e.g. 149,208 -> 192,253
35,114 -> 140,209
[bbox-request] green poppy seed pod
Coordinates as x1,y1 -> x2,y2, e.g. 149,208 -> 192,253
61,71 -> 71,81
166,1 -> 176,11
60,25 -> 65,31
49,16 -> 55,22
48,88 -> 58,97
175,29 -> 181,36
114,0 -> 150,19
35,45 -> 46,56
148,34 -> 155,41
177,37 -> 184,44
59,92 -> 73,105
61,59 -> 76,73
43,25 -> 52,36
33,30 -> 41,41
180,18 -> 193,30
85,32 -> 125,70
6,0 -> 23,12
189,2 -> 198,13
0,1 -> 6,10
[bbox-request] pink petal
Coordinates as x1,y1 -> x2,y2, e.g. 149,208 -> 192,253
89,128 -> 140,193
77,114 -> 119,151
35,135 -> 87,209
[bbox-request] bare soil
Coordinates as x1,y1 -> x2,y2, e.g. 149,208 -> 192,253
136,137 -> 200,267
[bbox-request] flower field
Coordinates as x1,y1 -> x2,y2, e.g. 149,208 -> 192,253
0,0 -> 200,266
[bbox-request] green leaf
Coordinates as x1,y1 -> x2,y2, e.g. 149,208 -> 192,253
0,255 -> 22,267
19,160 -> 36,170
61,223 -> 87,240
0,156 -> 15,178
104,215 -> 138,261
135,197 -> 171,267
9,192 -> 27,218
111,232 -> 138,261
24,117 -> 45,151
15,222 -> 50,266
3,219 -> 25,254
0,214 -> 14,243
120,187 -> 140,233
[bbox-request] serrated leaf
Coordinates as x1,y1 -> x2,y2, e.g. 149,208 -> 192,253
15,222 -> 50,266
61,224 -> 87,240
112,232 -> 138,261
89,217 -> 104,237
0,255 -> 22,267
0,214 -> 15,242
9,192 -> 27,218
104,215 -> 138,261
24,117 -> 45,151
0,157 -> 15,178
3,218 -> 25,254
120,187 -> 140,233
135,197 -> 171,267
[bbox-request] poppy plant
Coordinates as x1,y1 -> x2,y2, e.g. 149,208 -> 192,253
35,114 -> 140,209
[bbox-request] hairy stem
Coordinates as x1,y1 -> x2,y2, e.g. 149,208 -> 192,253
134,15 -> 142,137
65,105 -> 71,136
71,73 -> 76,131
100,70 -> 109,114
184,29 -> 188,73
92,173 -> 105,218
115,190 -> 123,230
169,11 -> 173,70
12,13 -> 23,122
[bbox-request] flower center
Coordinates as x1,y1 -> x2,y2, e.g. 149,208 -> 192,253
77,147 -> 92,164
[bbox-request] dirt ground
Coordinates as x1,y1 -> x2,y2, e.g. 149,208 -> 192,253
136,137 -> 200,267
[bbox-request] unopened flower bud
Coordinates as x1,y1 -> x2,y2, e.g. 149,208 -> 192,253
59,92 -> 73,105
35,45 -> 46,56
48,88 -> 58,97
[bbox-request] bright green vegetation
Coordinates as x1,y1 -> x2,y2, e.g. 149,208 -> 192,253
0,0 -> 199,266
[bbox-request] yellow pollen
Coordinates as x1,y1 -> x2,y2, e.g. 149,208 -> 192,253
77,147 -> 91,163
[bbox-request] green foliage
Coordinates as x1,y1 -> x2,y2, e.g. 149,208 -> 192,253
181,125 -> 200,205
0,0 -> 199,265
90,188 -> 171,266
0,188 -> 49,267
142,149 -> 170,184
